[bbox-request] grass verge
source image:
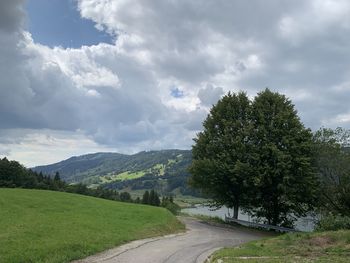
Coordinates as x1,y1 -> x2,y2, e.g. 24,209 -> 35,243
180,213 -> 226,224
0,188 -> 185,263
209,229 -> 350,262
174,195 -> 208,208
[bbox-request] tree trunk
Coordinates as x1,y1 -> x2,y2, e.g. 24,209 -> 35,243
272,217 -> 278,226
233,204 -> 239,219
272,200 -> 279,226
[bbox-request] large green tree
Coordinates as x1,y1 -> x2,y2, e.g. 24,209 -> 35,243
313,127 -> 350,216
190,89 -> 318,226
189,92 -> 253,218
250,89 -> 317,226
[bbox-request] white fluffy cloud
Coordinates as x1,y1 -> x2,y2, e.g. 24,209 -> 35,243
1,0 -> 350,166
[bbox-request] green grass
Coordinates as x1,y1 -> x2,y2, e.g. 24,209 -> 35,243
151,163 -> 165,176
174,195 -> 208,208
86,161 -> 171,187
93,164 -> 167,185
181,213 -> 226,224
115,171 -> 146,180
210,230 -> 350,262
0,188 -> 185,263
97,171 -> 146,184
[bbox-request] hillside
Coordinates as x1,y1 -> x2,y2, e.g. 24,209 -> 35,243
0,188 -> 184,263
33,149 -> 195,195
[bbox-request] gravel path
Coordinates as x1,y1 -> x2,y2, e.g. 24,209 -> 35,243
74,217 -> 268,263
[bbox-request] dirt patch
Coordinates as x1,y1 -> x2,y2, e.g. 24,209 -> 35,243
308,236 -> 333,247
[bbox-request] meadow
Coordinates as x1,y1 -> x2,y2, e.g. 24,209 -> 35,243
0,188 -> 184,263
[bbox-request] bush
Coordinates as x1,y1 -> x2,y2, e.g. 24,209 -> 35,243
163,202 -> 181,215
316,214 -> 350,231
161,196 -> 181,215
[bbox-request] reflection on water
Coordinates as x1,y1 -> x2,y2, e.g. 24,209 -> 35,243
182,204 -> 316,232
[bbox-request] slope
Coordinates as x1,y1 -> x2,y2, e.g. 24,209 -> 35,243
0,188 -> 184,263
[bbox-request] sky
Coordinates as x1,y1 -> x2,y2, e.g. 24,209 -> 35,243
1,0 -> 350,167
25,0 -> 112,48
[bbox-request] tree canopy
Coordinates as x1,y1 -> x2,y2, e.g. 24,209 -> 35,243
189,89 -> 318,226
142,190 -> 160,206
250,89 -> 317,226
313,127 -> 350,216
189,91 -> 252,218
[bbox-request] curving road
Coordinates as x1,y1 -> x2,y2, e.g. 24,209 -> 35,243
75,217 -> 269,263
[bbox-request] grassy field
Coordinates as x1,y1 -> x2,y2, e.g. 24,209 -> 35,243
89,163 -> 168,187
0,188 -> 185,263
210,229 -> 350,262
174,195 -> 208,208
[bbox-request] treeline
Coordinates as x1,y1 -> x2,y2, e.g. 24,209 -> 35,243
0,158 -> 65,190
313,128 -> 350,219
0,157 -> 132,203
139,190 -> 180,214
0,158 -> 180,214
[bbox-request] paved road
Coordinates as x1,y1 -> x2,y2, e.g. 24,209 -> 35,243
75,217 -> 269,263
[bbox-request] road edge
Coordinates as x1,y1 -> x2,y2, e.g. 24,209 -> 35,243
72,228 -> 188,262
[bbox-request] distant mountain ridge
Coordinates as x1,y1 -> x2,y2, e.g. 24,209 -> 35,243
32,150 -> 194,195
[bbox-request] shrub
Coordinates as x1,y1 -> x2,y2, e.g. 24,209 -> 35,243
316,214 -> 350,231
163,202 -> 181,215
161,196 -> 181,215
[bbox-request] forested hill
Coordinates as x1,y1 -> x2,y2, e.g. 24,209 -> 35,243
32,150 -> 194,195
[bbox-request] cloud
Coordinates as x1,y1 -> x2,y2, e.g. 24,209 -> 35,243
198,85 -> 224,107
278,0 -> 350,44
1,0 -> 350,165
0,129 -> 118,167
0,0 -> 24,32
74,0 -> 350,131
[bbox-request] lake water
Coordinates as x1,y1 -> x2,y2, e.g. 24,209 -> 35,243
182,204 -> 316,232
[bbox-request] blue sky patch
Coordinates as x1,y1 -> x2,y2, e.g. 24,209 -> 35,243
25,0 -> 113,48
170,87 -> 184,98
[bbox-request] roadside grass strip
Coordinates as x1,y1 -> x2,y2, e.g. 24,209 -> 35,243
209,229 -> 350,262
